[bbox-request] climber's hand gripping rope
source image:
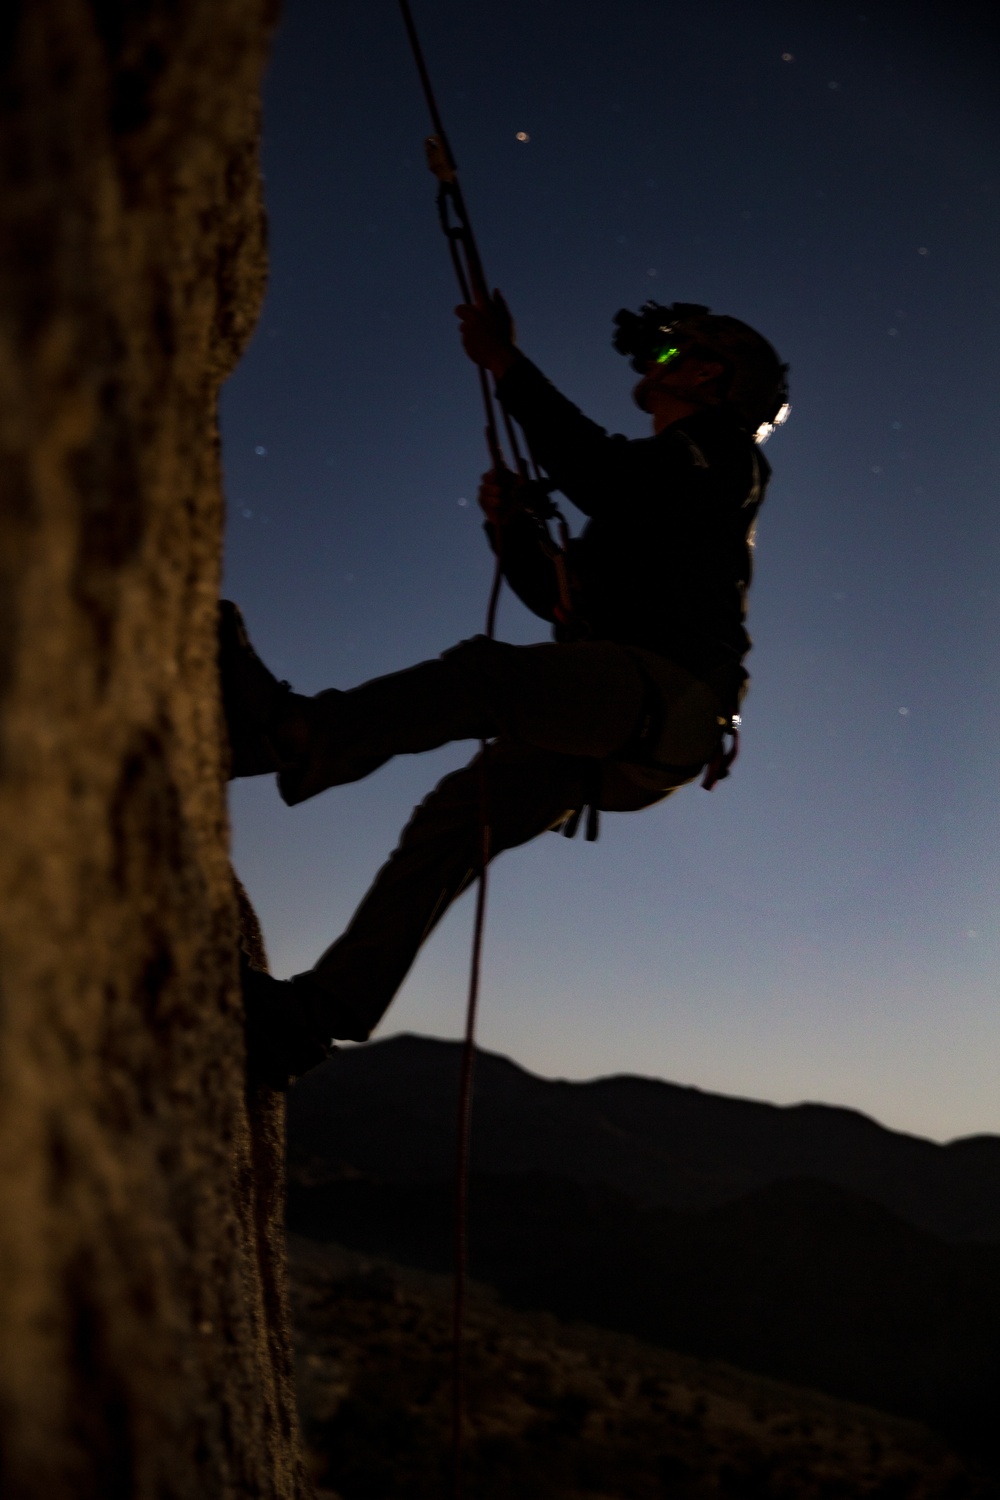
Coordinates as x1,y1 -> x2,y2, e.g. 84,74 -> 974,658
455,293 -> 518,379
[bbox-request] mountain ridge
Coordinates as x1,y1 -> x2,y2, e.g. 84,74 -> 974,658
287,1033 -> 1000,1242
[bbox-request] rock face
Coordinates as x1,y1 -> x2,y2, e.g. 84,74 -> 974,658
0,3 -> 305,1496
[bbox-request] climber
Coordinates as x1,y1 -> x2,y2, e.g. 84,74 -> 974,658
222,295 -> 788,1089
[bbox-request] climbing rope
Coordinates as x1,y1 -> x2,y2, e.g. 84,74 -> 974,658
397,4 -> 520,1493
395,14 -> 749,1489
398,0 -> 529,485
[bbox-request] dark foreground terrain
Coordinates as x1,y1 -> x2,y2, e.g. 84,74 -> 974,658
287,1037 -> 1000,1456
288,1236 -> 993,1500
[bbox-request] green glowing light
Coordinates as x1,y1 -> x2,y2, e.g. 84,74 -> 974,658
655,346 -> 680,365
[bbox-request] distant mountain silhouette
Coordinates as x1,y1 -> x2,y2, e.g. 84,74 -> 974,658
286,1035 -> 1000,1456
287,1033 -> 1000,1240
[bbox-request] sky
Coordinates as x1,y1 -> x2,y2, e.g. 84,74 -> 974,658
221,0 -> 999,1143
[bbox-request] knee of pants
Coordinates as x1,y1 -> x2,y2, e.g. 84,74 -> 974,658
398,743 -> 591,864
439,635 -> 645,760
439,634 -> 509,684
436,636 -> 525,737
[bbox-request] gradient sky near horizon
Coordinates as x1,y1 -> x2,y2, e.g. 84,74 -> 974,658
221,0 -> 999,1143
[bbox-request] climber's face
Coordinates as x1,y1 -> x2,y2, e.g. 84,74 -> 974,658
633,348 -> 727,420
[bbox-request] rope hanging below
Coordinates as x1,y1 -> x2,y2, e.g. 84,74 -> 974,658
397,4 -> 523,1495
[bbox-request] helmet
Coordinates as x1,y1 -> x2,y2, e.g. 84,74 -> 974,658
612,300 -> 790,441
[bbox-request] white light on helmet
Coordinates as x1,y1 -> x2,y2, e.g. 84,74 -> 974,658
754,401 -> 791,445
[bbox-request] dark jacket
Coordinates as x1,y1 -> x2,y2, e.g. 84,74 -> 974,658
492,355 -> 770,712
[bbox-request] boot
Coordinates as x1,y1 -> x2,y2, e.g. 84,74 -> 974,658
275,688 -> 386,807
240,953 -> 334,1090
218,599 -> 309,779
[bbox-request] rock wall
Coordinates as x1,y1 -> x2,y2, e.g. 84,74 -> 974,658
0,3 -> 306,1495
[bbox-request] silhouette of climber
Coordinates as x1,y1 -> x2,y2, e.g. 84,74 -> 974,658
222,297 -> 788,1087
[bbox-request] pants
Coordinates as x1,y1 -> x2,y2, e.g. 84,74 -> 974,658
289,636 -> 722,1041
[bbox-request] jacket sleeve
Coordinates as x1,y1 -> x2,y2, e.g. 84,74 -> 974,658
495,354 -> 712,518
483,511 -> 558,622
494,356 -> 630,516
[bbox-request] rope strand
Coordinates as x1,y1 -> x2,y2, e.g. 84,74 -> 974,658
450,547 -> 502,1500
396,10 -> 521,1488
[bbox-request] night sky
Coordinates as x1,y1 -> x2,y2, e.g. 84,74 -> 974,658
222,0 -> 999,1141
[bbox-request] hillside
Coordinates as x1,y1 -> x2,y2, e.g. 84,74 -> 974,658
289,1236 -> 992,1499
287,1036 -> 1000,1456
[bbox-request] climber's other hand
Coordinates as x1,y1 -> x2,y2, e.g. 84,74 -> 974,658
477,467 -> 523,525
456,291 -> 518,378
